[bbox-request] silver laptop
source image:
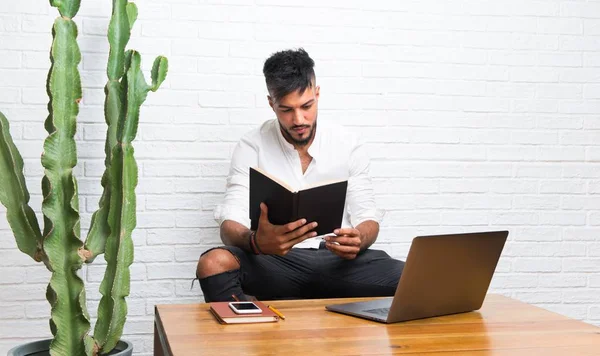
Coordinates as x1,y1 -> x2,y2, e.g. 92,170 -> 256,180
325,230 -> 508,323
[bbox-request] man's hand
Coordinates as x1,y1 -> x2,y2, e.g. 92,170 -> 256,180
255,203 -> 318,255
324,228 -> 362,260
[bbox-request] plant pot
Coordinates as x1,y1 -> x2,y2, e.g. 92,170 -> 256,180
7,338 -> 133,356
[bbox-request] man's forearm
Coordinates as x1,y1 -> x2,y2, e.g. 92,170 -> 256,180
220,220 -> 253,251
356,220 -> 379,251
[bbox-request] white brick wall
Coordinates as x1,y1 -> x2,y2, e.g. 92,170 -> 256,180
1,0 -> 600,354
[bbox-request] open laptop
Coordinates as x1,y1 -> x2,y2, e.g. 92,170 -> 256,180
325,230 -> 508,323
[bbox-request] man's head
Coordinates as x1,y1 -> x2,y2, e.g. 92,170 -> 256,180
263,48 -> 319,147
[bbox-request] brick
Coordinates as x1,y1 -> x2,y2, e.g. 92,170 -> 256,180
487,147 -> 537,161
143,161 -> 202,178
507,243 -> 586,258
491,212 -> 538,225
562,197 -> 600,210
540,180 -> 585,194
172,39 -> 228,57
540,274 -> 587,288
514,195 -> 560,210
539,147 -> 586,162
491,179 -> 538,194
440,212 -> 489,226
563,290 -> 600,303
589,180 -> 600,194
515,291 -> 562,304
537,117 -> 583,129
0,320 -> 51,338
146,195 -> 202,211
560,68 -> 600,83
510,68 -> 559,82
489,274 -> 538,289
563,259 -> 600,272
541,212 -> 587,226
559,101 -> 600,114
538,18 -> 583,35
374,179 -> 439,194
562,164 -> 600,178
0,88 -> 20,103
592,212 -> 600,226
147,228 -> 218,245
174,246 -> 206,262
175,212 -> 219,228
0,304 -> 25,319
147,263 -> 197,280
537,53 -> 582,67
440,179 -> 489,193
584,53 -> 600,67
561,2 -> 600,18
516,164 -> 562,178
488,50 -> 536,66
564,228 -> 600,241
512,227 -> 561,242
486,82 -> 535,98
382,211 -> 441,226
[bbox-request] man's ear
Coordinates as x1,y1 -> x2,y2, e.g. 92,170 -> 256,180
315,85 -> 320,100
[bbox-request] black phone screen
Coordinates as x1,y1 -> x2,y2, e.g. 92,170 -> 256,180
231,302 -> 260,310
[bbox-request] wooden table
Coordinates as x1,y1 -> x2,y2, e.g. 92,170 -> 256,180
154,294 -> 600,355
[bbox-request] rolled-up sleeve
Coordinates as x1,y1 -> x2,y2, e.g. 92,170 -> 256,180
213,136 -> 258,228
347,139 -> 383,227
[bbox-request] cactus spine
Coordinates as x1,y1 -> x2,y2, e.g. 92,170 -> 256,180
0,0 -> 168,355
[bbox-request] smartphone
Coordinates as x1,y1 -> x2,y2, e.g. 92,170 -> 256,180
228,302 -> 262,314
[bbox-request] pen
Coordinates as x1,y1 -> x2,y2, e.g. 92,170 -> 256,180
231,294 -> 240,302
267,305 -> 286,320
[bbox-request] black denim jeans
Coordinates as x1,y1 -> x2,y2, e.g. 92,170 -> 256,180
199,242 -> 405,302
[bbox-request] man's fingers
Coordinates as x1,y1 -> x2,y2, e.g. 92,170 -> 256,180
259,202 -> 269,223
290,221 -> 318,240
284,218 -> 308,232
333,228 -> 359,237
281,230 -> 318,250
326,235 -> 360,247
326,242 -> 359,259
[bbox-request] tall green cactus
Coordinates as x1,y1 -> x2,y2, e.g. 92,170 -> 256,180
0,0 -> 168,355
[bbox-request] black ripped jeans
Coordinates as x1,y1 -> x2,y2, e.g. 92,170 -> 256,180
199,242 -> 405,302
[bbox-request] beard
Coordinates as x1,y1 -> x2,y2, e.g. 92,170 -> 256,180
280,120 -> 317,147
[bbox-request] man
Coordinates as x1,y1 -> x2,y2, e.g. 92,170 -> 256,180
196,48 -> 404,302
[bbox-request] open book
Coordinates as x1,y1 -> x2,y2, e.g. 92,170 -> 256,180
209,301 -> 279,324
249,167 -> 348,236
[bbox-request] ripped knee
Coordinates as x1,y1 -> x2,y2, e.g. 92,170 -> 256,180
196,248 -> 241,279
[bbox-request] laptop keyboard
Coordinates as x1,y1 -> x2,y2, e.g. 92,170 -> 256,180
364,307 -> 390,316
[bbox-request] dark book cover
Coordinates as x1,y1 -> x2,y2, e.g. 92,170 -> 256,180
249,167 -> 348,236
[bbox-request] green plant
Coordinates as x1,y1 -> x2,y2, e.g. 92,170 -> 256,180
0,0 -> 167,354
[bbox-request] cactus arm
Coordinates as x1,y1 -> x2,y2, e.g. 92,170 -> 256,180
49,0 -> 80,18
94,51 -> 145,353
42,10 -> 91,356
84,1 -> 132,261
126,2 -> 138,30
0,112 -> 43,261
150,56 -> 168,92
107,0 -> 131,81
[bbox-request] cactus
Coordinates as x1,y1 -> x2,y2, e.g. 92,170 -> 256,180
0,0 -> 168,355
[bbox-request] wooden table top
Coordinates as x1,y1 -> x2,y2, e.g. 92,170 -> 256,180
154,294 -> 600,355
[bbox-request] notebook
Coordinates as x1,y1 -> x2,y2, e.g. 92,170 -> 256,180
325,230 -> 508,323
209,300 -> 280,324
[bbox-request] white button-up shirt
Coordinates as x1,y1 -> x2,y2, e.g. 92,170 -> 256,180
214,119 -> 381,249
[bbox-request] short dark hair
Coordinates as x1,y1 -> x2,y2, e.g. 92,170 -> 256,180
263,48 -> 315,103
